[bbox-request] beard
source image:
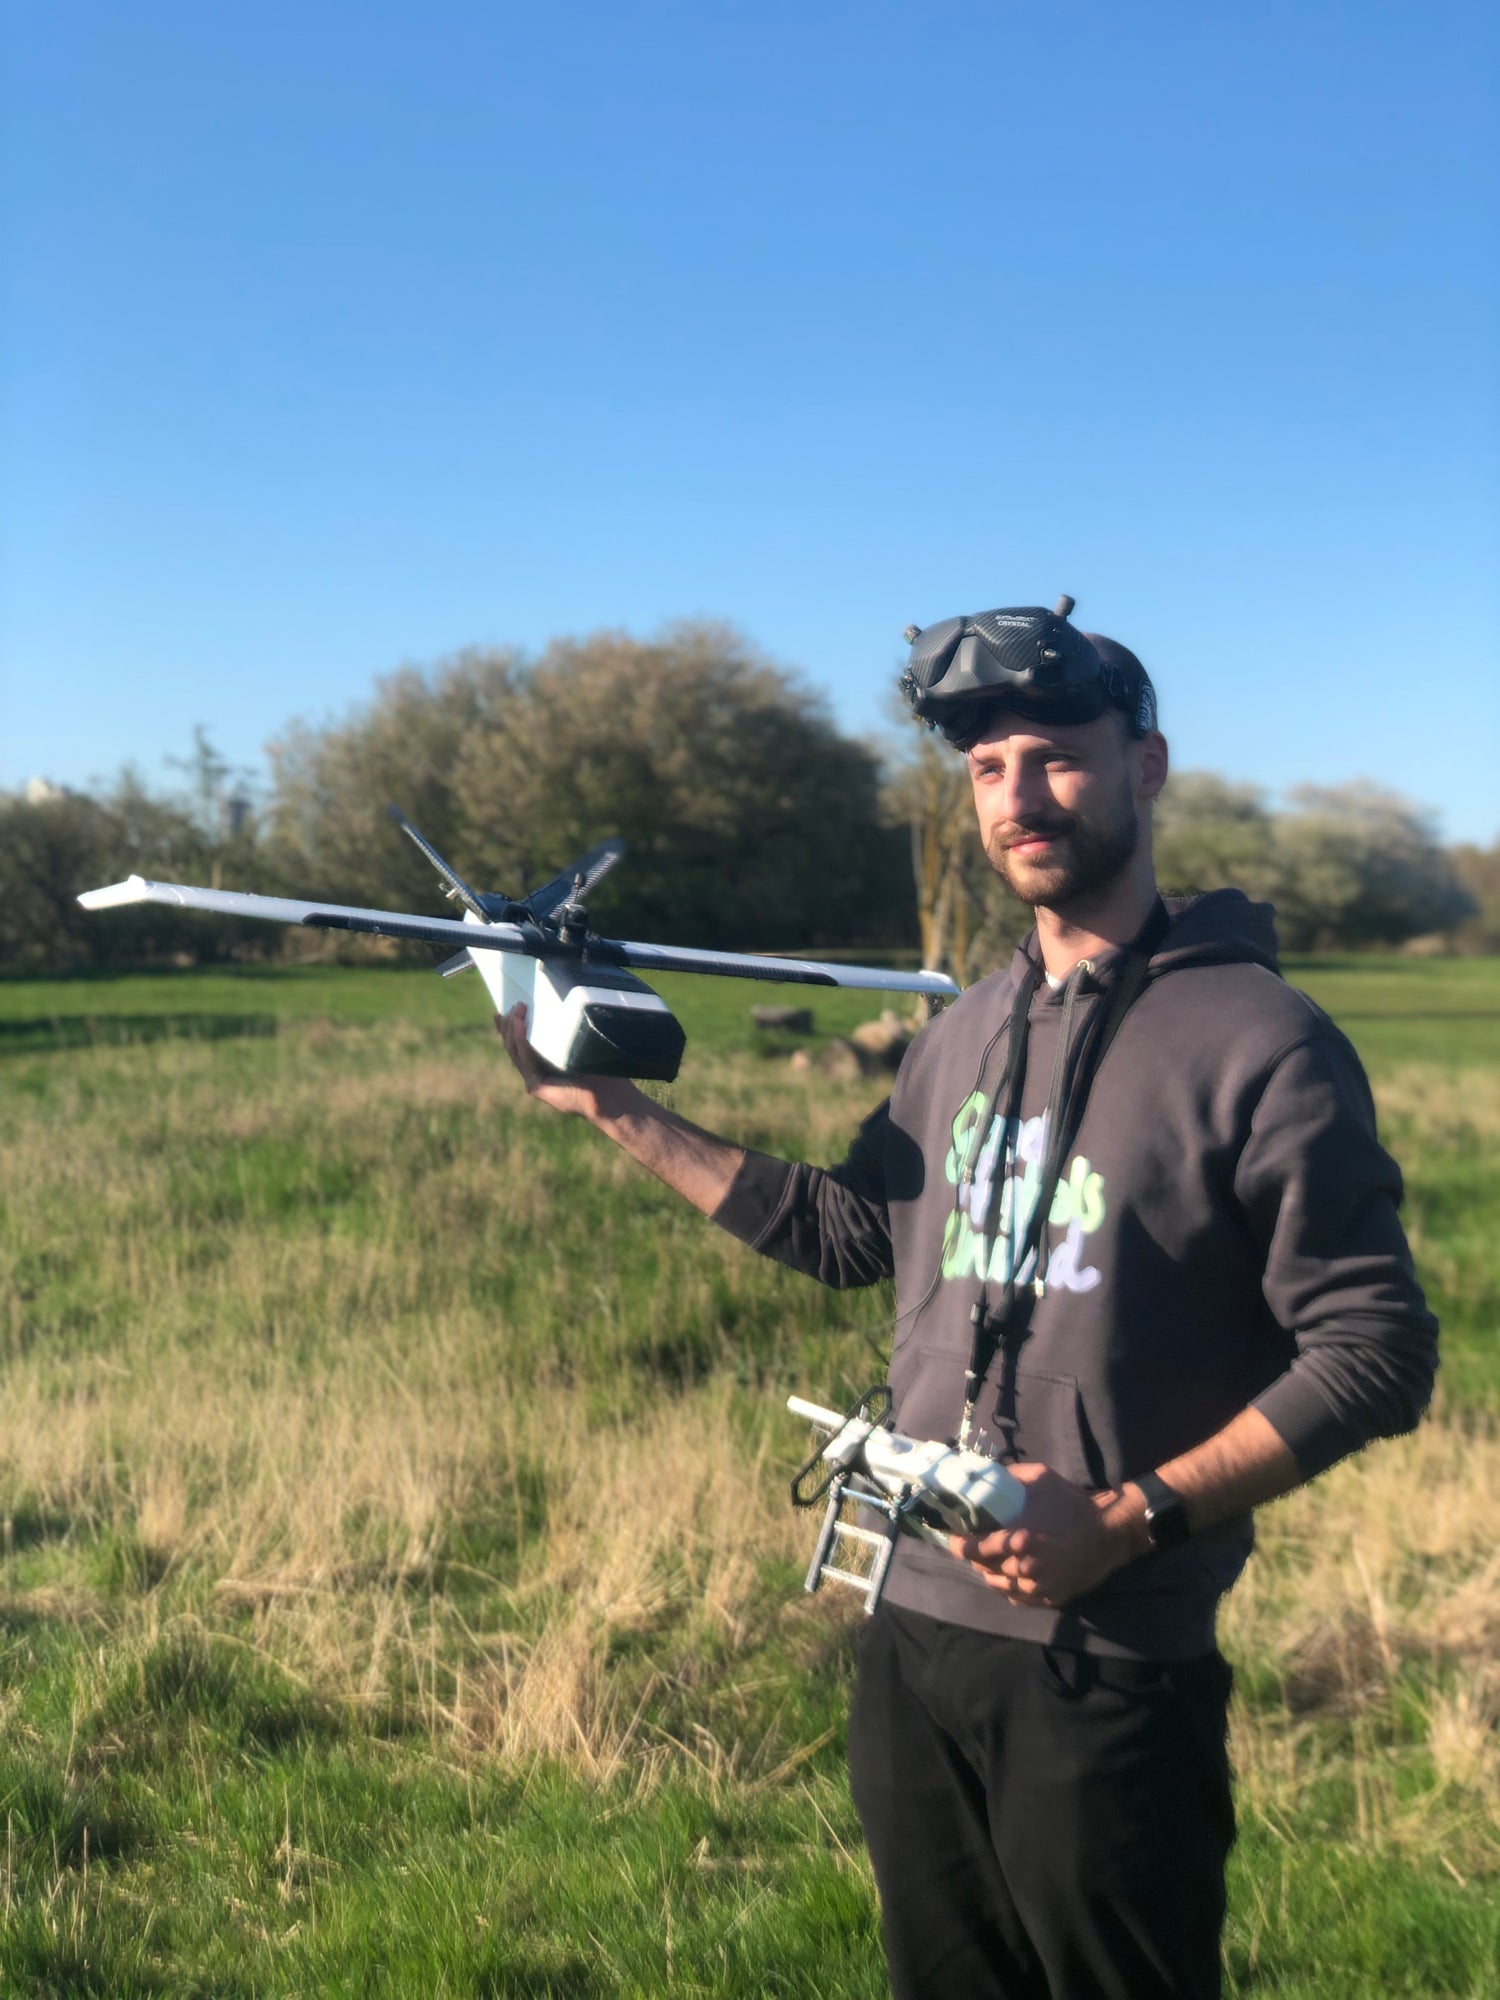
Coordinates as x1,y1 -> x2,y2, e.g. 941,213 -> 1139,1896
985,768 -> 1141,912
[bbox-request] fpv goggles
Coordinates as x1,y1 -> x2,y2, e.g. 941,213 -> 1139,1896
899,595 -> 1157,749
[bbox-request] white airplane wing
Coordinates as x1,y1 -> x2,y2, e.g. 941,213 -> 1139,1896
78,876 -> 962,998
599,937 -> 960,997
77,876 -> 536,955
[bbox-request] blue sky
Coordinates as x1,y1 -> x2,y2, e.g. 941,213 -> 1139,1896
3,0 -> 1496,841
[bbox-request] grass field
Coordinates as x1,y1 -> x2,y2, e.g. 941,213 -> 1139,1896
0,954 -> 1496,1996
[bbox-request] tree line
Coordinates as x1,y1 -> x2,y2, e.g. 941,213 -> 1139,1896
2,624 -> 1492,978
891,737 -> 1491,987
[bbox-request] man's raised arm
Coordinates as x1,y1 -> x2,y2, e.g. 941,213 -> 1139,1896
496,1004 -> 746,1217
495,1003 -> 898,1290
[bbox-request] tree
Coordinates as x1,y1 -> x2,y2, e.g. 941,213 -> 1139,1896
882,726 -> 1031,987
264,650 -> 522,915
451,624 -> 910,949
1155,772 -> 1473,950
0,791 -> 115,971
885,731 -> 973,975
1272,783 -> 1474,950
886,758 -> 1479,979
166,726 -> 258,891
1153,773 -> 1280,903
1448,841 -> 1500,952
267,627 -> 912,952
0,770 -> 247,972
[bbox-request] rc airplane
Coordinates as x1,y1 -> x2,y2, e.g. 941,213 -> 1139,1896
79,808 -> 961,1081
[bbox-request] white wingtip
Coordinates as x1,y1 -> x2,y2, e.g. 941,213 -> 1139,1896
77,875 -> 155,911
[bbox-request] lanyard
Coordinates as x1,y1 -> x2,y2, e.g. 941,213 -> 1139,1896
956,899 -> 1169,1448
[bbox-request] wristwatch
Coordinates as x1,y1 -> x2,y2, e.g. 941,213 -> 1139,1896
1133,1471 -> 1191,1551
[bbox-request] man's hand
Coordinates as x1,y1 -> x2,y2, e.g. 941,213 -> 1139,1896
493,1003 -> 749,1217
949,1463 -> 1149,1608
494,1004 -> 637,1121
949,1411 -> 1307,1606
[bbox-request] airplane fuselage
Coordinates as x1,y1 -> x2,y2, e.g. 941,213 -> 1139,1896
468,913 -> 687,1082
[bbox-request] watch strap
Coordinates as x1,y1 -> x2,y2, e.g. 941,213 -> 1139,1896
1134,1470 -> 1191,1551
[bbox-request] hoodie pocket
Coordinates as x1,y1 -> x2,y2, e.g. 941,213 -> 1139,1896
890,1342 -> 1102,1487
990,1366 -> 1102,1486
887,1333 -> 969,1448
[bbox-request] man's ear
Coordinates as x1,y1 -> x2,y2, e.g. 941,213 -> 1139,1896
1138,730 -> 1169,803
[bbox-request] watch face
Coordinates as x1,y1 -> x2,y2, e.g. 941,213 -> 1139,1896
1138,1473 -> 1190,1551
1145,1499 -> 1190,1551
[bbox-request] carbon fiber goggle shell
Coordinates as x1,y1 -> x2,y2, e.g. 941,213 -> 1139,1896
903,605 -> 1105,706
900,605 -> 1155,742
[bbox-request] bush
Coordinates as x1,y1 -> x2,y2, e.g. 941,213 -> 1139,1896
1156,773 -> 1474,951
269,626 -> 913,952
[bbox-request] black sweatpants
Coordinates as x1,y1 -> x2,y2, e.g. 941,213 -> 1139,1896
847,1601 -> 1235,2000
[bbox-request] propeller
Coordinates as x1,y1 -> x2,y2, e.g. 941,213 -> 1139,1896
525,839 -> 626,923
389,808 -> 629,958
387,805 -> 491,924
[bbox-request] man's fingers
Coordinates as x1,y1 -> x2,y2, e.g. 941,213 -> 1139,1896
950,1528 -> 1039,1567
495,1005 -> 564,1092
496,1008 -> 529,1070
980,1569 -> 1044,1599
953,1544 -> 1039,1593
958,1530 -> 1013,1562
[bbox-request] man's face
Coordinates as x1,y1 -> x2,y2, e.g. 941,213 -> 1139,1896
966,710 -> 1165,912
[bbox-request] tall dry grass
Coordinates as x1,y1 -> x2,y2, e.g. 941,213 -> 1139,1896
1224,1402 -> 1500,1877
0,1019 -> 875,1783
0,1013 -> 1495,1878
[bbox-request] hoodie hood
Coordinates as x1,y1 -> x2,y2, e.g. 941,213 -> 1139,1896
1007,888 -> 1282,995
1155,889 -> 1280,975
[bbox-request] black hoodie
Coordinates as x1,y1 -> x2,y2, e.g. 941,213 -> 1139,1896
715,891 -> 1438,1660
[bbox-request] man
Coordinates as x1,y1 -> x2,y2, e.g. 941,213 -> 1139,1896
497,600 -> 1437,2000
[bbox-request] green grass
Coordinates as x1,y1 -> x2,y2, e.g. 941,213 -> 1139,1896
1287,956 -> 1500,1070
0,961 -> 892,1053
0,953 -> 1495,1994
0,1740 -> 880,1998
3,948 -> 1493,1066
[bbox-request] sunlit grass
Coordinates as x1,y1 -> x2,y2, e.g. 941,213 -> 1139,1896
0,957 -> 1495,1992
